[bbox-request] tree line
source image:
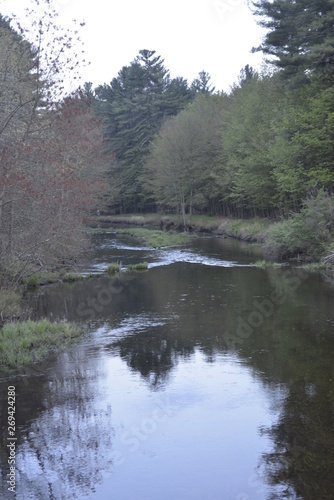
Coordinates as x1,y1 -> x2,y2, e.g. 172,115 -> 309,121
2,0 -> 334,282
90,0 -> 334,221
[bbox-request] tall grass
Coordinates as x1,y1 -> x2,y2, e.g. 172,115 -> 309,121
118,228 -> 192,248
0,319 -> 82,369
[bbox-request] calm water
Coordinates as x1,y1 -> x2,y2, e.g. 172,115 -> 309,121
1,233 -> 334,499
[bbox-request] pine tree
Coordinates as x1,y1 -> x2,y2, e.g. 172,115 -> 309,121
252,0 -> 334,82
95,50 -> 193,212
191,70 -> 215,94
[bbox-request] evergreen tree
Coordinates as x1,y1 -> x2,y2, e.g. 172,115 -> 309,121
191,70 -> 215,94
95,50 -> 193,213
252,0 -> 334,82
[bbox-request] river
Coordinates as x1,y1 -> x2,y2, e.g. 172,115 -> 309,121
1,232 -> 334,499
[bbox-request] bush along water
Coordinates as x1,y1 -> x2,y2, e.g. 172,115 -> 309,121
265,190 -> 334,261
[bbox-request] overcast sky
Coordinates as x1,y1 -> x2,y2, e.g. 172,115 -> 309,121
0,0 -> 266,92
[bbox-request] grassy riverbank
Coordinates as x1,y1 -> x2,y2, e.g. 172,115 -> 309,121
116,227 -> 194,248
91,214 -> 272,242
91,212 -> 334,271
0,319 -> 82,369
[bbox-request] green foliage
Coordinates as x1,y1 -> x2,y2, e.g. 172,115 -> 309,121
118,228 -> 192,248
265,191 -> 334,259
218,73 -> 280,215
0,319 -> 82,369
271,80 -> 334,211
191,70 -> 215,94
254,260 -> 268,268
24,272 -> 62,287
253,0 -> 334,82
65,272 -> 82,282
143,93 -> 225,224
127,262 -> 148,271
95,49 -> 194,213
106,263 -> 120,274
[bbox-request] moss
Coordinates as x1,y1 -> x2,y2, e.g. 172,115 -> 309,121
0,319 -> 82,369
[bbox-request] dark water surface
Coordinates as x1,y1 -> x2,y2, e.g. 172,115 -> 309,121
1,233 -> 334,499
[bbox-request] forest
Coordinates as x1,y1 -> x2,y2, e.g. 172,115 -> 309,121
1,0 -> 334,288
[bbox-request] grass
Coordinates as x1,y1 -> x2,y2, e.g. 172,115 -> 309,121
97,213 -> 273,244
254,260 -> 268,268
23,270 -> 83,287
65,272 -> 83,282
117,228 -> 192,248
299,262 -> 325,272
106,263 -> 121,275
24,272 -> 62,287
127,262 -> 148,272
0,319 -> 82,369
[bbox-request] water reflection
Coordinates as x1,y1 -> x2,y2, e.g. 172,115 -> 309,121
1,235 -> 334,498
0,355 -> 114,498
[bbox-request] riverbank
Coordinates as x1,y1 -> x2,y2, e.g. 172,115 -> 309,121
90,213 -> 334,272
0,319 -> 82,369
1,212 -> 332,371
90,214 -> 272,243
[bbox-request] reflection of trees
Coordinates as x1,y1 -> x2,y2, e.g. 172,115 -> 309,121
109,322 -> 194,389
30,273 -> 142,325
260,379 -> 334,500
23,247 -> 334,498
233,267 -> 334,499
0,352 -> 115,498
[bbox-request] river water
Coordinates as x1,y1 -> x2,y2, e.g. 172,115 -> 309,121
1,232 -> 334,499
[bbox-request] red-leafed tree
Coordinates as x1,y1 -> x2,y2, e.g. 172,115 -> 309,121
0,5 -> 108,283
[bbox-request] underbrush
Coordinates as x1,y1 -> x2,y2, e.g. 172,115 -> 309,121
106,263 -> 121,275
264,191 -> 334,260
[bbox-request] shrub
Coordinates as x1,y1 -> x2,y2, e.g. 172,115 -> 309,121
254,260 -> 267,268
106,263 -> 120,275
265,190 -> 334,260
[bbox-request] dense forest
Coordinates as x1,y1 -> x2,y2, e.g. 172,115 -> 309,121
1,0 -> 334,285
90,0 -> 334,220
